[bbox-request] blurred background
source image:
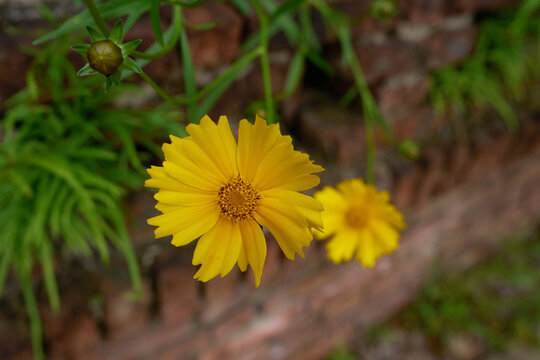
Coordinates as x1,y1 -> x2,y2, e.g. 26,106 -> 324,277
0,0 -> 539,359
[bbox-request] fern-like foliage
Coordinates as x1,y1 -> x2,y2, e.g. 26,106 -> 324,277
0,34 -> 186,358
430,0 -> 540,132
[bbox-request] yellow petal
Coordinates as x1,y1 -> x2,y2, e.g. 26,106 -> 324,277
147,203 -> 218,238
369,219 -> 400,254
193,219 -> 242,282
154,190 -> 216,206
254,196 -> 311,260
314,186 -> 348,238
155,203 -> 179,213
356,230 -> 382,267
163,138 -> 225,184
163,160 -> 220,191
251,141 -> 323,192
260,189 -> 323,231
237,117 -> 282,183
237,243 -> 248,272
326,229 -> 358,264
171,210 -> 220,246
186,115 -> 238,180
145,166 -> 191,192
239,219 -> 267,287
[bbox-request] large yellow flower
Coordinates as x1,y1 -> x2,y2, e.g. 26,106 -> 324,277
314,179 -> 405,266
145,115 -> 324,286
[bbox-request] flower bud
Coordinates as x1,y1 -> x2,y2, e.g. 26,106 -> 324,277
371,0 -> 397,21
87,40 -> 123,76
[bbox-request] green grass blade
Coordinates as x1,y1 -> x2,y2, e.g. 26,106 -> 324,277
178,10 -> 198,123
39,241 -> 60,312
283,49 -> 305,96
151,0 -> 165,46
17,262 -> 44,360
269,0 -> 307,21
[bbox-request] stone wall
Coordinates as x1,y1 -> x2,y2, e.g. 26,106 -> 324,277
1,1 -> 539,359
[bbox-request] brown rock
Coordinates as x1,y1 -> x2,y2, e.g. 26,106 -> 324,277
184,2 -> 244,69
456,0 -> 521,12
157,262 -> 200,327
426,26 -> 478,69
101,276 -> 152,341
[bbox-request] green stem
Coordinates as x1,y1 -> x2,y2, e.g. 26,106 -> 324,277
139,71 -> 179,103
365,123 -> 376,184
251,0 -> 276,124
177,6 -> 198,123
82,0 -> 110,37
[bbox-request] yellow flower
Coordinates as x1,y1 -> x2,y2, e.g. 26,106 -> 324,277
314,179 -> 405,266
145,115 -> 324,286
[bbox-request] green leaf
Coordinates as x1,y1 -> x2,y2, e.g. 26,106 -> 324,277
17,263 -> 44,360
228,0 -> 251,15
40,241 -> 60,312
71,44 -> 91,56
109,19 -> 124,44
86,26 -> 105,42
120,39 -> 142,56
305,50 -> 335,75
7,169 -> 34,198
283,49 -> 305,96
110,70 -> 122,85
185,20 -> 219,31
122,57 -> 142,73
179,17 -> 198,123
151,0 -> 164,46
0,240 -> 14,297
105,76 -> 114,92
77,63 -> 98,77
33,0 -> 150,45
171,0 -> 206,8
270,0 -> 307,21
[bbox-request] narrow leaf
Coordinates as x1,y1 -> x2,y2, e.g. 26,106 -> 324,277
109,19 -> 124,44
86,26 -> 105,42
283,49 -> 305,96
179,18 -> 198,123
270,0 -> 307,21
40,242 -> 60,312
151,0 -> 164,46
71,44 -> 91,56
105,76 -> 114,92
110,70 -> 122,85
77,63 -> 98,77
122,57 -> 142,73
121,39 -> 142,56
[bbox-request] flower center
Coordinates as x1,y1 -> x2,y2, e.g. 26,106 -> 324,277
218,177 -> 260,222
344,206 -> 368,229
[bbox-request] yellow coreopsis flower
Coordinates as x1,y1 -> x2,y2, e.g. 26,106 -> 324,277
145,115 -> 324,286
314,179 -> 405,266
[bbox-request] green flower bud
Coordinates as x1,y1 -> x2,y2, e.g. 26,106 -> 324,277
371,0 -> 398,21
87,40 -> 123,76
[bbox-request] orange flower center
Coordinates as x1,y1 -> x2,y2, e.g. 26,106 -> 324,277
218,177 -> 260,221
344,206 -> 367,229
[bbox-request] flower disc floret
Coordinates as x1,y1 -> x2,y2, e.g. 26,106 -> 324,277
218,177 -> 260,222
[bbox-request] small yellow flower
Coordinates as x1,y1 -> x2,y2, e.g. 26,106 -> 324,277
314,179 -> 405,266
146,115 -> 324,286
